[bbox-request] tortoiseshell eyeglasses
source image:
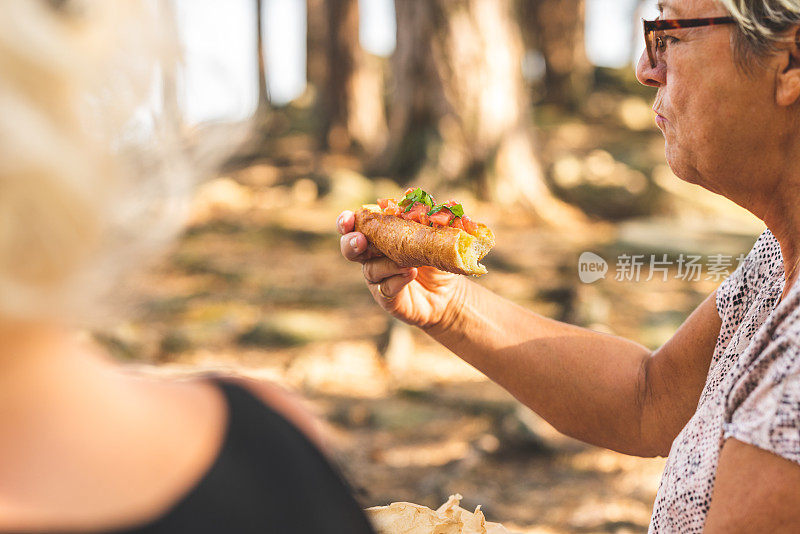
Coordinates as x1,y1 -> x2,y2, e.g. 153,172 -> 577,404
643,16 -> 736,68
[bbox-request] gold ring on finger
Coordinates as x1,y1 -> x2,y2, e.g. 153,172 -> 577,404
378,283 -> 395,300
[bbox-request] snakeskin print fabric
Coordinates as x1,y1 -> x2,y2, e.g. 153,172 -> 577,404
649,229 -> 800,532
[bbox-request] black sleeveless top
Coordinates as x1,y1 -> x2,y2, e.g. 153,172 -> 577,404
109,379 -> 376,534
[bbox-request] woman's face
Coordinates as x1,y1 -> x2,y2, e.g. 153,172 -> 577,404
635,0 -> 783,197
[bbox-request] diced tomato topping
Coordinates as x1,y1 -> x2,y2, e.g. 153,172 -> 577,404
428,210 -> 453,227
461,215 -> 478,235
401,202 -> 429,223
412,203 -> 429,221
379,198 -> 400,212
376,190 -> 482,235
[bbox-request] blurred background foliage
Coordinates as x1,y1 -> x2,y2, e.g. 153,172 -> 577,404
110,1 -> 766,532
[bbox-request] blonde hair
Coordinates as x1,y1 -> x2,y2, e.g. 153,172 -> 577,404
0,0 -> 236,325
717,0 -> 800,59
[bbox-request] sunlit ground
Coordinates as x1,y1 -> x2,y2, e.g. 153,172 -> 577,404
108,90 -> 762,533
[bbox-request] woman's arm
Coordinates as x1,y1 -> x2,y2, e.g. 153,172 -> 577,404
427,279 -> 721,457
705,438 -> 800,533
339,211 -> 721,457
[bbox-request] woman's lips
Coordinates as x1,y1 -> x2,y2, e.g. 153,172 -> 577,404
654,110 -> 668,128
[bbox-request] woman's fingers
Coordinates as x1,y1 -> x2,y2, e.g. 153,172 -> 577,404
336,211 -> 355,235
374,273 -> 415,301
340,230 -> 385,263
340,232 -> 368,261
362,257 -> 413,284
338,212 -> 382,263
372,269 -> 418,301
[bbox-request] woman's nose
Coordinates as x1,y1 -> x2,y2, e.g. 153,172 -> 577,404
635,50 -> 665,87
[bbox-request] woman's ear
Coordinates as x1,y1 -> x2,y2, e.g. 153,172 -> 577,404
776,27 -> 800,106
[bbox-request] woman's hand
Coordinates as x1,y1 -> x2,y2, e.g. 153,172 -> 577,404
337,210 -> 466,330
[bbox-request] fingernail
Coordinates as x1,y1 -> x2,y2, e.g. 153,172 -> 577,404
336,215 -> 343,232
349,236 -> 359,249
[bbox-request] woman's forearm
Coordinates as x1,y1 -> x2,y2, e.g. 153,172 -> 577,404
426,279 -> 662,457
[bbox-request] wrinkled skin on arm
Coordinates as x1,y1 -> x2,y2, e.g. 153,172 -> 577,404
339,209 -> 723,456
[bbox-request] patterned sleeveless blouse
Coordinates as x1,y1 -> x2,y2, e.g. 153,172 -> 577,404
649,229 -> 800,531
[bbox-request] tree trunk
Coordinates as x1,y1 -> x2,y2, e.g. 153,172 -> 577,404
520,0 -> 591,109
306,0 -> 328,101
313,0 -> 387,154
255,0 -> 270,127
379,0 -> 581,223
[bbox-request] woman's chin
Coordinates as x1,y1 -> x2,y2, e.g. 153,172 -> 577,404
664,151 -> 697,186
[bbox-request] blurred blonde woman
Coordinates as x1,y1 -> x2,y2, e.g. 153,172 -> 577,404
0,1 -> 375,532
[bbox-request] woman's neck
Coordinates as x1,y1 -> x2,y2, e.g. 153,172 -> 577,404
759,193 -> 800,302
0,320 -> 117,432
717,142 -> 800,293
0,320 -> 73,394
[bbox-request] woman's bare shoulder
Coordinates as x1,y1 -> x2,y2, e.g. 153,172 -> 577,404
211,375 -> 326,450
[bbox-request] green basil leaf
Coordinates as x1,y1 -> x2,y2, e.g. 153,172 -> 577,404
421,191 -> 434,207
404,187 -> 436,208
448,203 -> 464,217
427,203 -> 465,218
427,205 -> 443,216
406,188 -> 422,203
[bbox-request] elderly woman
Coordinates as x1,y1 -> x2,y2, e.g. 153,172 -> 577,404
0,1 -> 377,532
339,0 -> 800,531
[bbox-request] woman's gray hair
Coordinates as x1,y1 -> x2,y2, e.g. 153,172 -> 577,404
718,0 -> 800,63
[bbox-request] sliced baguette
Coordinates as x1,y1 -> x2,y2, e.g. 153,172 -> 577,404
354,204 -> 495,276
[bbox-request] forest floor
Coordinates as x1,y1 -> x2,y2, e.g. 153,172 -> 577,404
105,93 -> 765,533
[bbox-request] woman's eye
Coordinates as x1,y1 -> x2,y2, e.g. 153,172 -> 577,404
657,35 -> 679,50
